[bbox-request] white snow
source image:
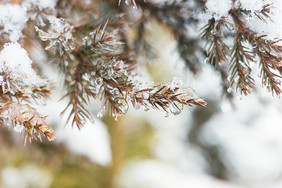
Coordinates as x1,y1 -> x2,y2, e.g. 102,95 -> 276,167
205,0 -> 282,41
205,0 -> 232,20
35,94 -> 112,166
238,0 -> 268,11
167,77 -> 183,91
0,43 -> 33,73
48,16 -> 73,37
118,160 -> 241,188
244,1 -> 282,41
55,119 -> 112,166
0,42 -> 45,87
201,94 -> 282,186
1,164 -> 52,188
0,4 -> 28,42
23,0 -> 56,11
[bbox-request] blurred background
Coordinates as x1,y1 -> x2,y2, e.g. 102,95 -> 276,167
2,1 -> 282,188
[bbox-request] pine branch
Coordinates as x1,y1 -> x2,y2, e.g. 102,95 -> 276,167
60,52 -> 94,129
0,42 -> 53,143
0,103 -> 55,145
23,0 -> 56,26
35,17 -> 76,56
59,21 -> 125,128
85,20 -> 123,56
229,33 -> 255,95
94,58 -> 206,119
256,46 -> 282,95
0,82 -> 53,142
202,18 -> 230,67
131,82 -> 207,115
231,11 -> 282,96
254,4 -> 271,22
35,4 -> 206,129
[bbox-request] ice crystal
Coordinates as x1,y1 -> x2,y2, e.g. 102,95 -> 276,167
131,76 -> 154,91
23,0 -> 56,26
130,77 -> 206,116
88,23 -> 123,55
0,103 -> 55,143
167,77 -> 184,92
35,17 -> 76,56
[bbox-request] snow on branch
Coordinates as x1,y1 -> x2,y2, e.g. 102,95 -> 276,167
8,0 -> 282,142
36,16 -> 206,128
202,0 -> 282,96
0,42 -> 52,143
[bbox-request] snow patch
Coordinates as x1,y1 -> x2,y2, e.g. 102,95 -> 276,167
205,0 -> 232,20
0,4 -> 28,41
0,42 -> 45,87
